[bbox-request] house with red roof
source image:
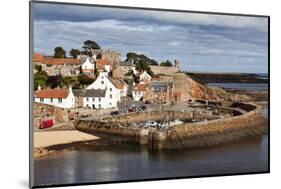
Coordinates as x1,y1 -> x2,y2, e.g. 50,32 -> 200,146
96,59 -> 112,72
132,82 -> 147,101
81,57 -> 95,77
34,86 -> 75,109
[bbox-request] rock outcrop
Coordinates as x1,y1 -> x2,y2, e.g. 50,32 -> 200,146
172,73 -> 231,101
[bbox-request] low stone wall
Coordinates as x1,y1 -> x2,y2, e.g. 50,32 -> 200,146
160,104 -> 267,149
75,119 -> 149,144
102,108 -> 233,123
150,65 -> 179,75
75,102 -> 268,150
33,103 -> 70,128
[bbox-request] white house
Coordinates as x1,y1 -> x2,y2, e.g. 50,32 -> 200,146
81,57 -> 95,76
82,89 -> 109,109
34,86 -> 75,109
139,70 -> 152,82
109,78 -> 128,97
86,72 -> 121,108
132,82 -> 146,101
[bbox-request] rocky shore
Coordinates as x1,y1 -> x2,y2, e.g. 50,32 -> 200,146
186,72 -> 267,84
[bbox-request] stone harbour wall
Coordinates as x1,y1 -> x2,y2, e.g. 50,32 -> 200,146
75,102 -> 268,150
160,104 -> 267,149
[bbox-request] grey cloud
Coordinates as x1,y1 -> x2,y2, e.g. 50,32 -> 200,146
33,17 -> 268,73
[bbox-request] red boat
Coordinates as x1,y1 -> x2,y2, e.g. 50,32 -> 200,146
39,119 -> 54,129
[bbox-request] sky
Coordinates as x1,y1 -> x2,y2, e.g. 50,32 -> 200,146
33,3 -> 268,73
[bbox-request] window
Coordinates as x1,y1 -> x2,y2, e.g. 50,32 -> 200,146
58,98 -> 62,103
50,98 -> 53,103
110,94 -> 112,99
40,98 -> 44,102
101,81 -> 104,84
109,102 -> 112,106
46,64 -> 52,67
110,88 -> 112,92
99,98 -> 101,102
92,97 -> 95,101
101,76 -> 104,79
98,104 -> 101,108
86,97 -> 89,102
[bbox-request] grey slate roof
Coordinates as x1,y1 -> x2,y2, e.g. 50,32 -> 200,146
72,89 -> 106,97
72,89 -> 84,97
150,81 -> 173,92
83,89 -> 106,97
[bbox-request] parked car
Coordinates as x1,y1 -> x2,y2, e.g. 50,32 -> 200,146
140,105 -> 147,110
110,111 -> 119,116
128,107 -> 136,113
39,119 -> 54,129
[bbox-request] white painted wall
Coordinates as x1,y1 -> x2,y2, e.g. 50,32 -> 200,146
132,90 -> 144,101
82,91 -> 117,109
34,89 -> 75,109
82,57 -> 95,71
86,72 -> 121,108
140,71 -> 152,81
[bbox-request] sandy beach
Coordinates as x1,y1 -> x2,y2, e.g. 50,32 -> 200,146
34,130 -> 99,158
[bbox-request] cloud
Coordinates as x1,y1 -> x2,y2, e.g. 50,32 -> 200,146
33,3 -> 268,73
33,3 -> 268,32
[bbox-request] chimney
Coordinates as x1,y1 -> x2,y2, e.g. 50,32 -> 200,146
68,85 -> 72,93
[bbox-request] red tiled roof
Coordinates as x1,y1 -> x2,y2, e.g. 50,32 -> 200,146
134,83 -> 146,91
35,88 -> 69,98
96,59 -> 110,65
33,53 -> 43,62
42,57 -> 80,65
96,59 -> 110,70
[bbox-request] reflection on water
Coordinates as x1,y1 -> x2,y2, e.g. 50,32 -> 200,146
34,135 -> 268,186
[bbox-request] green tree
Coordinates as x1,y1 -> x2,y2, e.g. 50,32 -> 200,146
160,60 -> 173,67
34,64 -> 42,72
78,74 -> 95,85
126,52 -> 158,65
69,49 -> 80,59
53,47 -> 66,58
82,40 -> 101,56
34,71 -> 48,90
135,59 -> 154,77
63,76 -> 78,87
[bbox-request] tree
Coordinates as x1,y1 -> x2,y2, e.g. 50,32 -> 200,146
125,52 -> 158,65
69,49 -> 80,59
47,75 -> 63,89
78,74 -> 95,85
82,40 -> 101,56
160,60 -> 173,67
53,47 -> 66,58
63,76 -> 78,87
34,64 -> 42,72
34,71 -> 48,90
134,59 -> 154,78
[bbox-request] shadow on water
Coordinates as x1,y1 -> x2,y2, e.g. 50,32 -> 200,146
34,134 -> 268,186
